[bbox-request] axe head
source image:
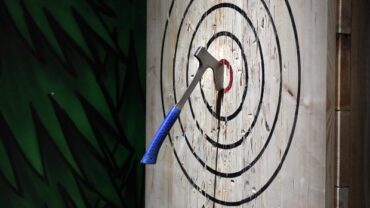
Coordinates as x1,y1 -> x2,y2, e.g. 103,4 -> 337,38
194,47 -> 224,91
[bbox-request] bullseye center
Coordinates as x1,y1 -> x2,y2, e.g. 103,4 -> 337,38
219,59 -> 233,94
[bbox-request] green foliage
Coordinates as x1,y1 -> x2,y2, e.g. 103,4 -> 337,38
0,0 -> 146,207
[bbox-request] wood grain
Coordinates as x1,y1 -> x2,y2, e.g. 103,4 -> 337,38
146,0 -> 335,207
326,0 -> 337,207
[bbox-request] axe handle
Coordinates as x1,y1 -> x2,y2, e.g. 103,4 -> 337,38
140,106 -> 181,164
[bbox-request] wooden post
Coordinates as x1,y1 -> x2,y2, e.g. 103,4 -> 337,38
146,0 -> 336,207
333,0 -> 369,207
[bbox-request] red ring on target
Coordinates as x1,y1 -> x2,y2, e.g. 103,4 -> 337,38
219,59 -> 233,93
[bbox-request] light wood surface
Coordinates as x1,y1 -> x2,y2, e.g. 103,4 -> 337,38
146,0 -> 335,207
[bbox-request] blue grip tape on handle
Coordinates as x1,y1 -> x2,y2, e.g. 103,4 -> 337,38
141,107 -> 181,164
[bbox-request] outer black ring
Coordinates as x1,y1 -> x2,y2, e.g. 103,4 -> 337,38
195,31 -> 249,121
160,0 -> 301,206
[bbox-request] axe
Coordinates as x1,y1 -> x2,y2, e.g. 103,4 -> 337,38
141,47 -> 225,164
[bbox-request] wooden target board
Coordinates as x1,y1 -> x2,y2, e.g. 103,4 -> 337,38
146,0 -> 333,207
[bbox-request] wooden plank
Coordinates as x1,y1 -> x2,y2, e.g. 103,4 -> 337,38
146,0 -> 335,207
365,12 -> 370,206
326,0 -> 337,207
345,0 -> 367,206
336,0 -> 368,207
335,34 -> 351,111
335,111 -> 351,188
337,0 -> 351,34
365,3 -> 370,206
333,0 -> 369,207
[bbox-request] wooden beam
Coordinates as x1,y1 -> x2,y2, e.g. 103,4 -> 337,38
333,0 -> 368,207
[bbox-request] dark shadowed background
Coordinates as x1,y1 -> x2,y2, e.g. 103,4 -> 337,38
0,0 -> 146,207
